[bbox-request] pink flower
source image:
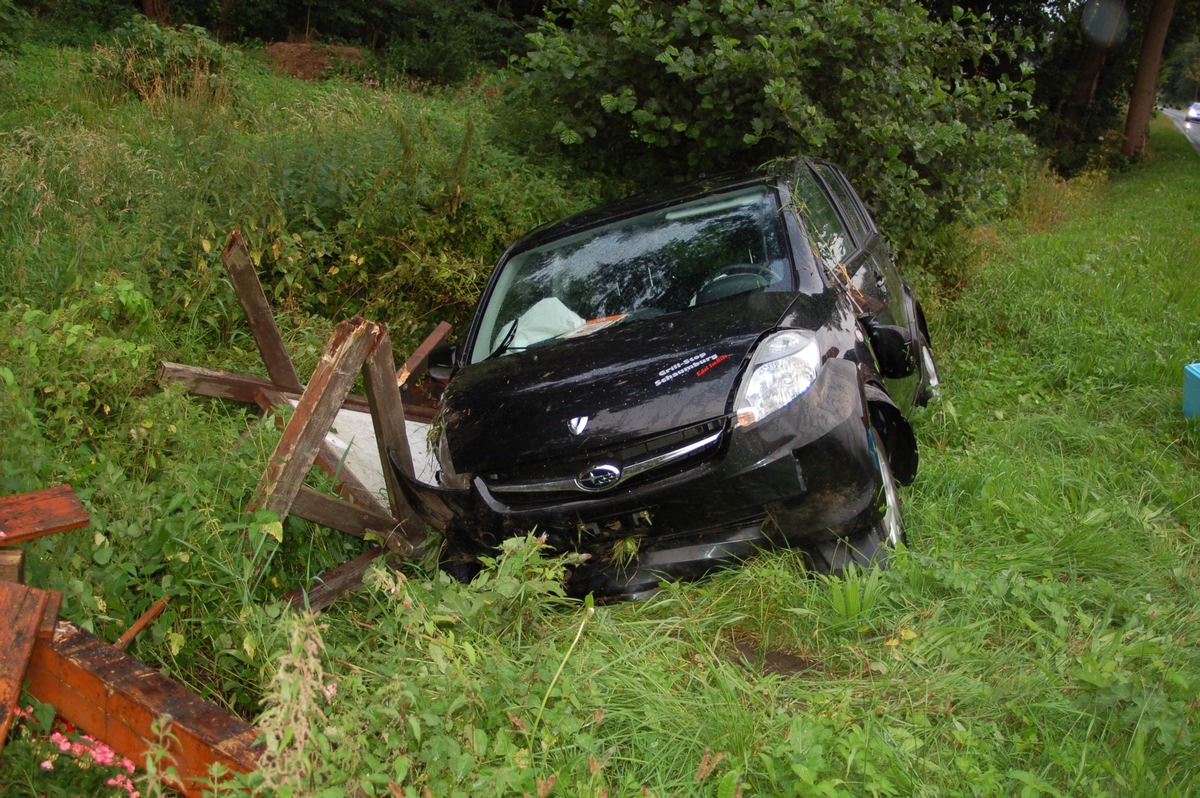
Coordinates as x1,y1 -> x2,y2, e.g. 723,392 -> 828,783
324,682 -> 338,702
90,741 -> 117,765
108,773 -> 141,797
50,730 -> 71,752
40,760 -> 54,770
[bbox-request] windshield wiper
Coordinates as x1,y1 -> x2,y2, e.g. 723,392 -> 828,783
486,318 -> 519,360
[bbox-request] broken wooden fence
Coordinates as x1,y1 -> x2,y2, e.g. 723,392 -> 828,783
1,486 -> 260,795
158,230 -> 451,610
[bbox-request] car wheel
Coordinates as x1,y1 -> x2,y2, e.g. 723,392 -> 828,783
439,523 -> 484,584
915,333 -> 940,406
808,424 -> 904,573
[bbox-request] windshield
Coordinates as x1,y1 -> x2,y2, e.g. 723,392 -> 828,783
469,186 -> 792,363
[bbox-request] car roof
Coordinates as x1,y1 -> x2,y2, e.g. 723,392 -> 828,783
507,160 -> 803,254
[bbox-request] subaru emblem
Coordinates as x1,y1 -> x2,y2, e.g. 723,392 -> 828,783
569,416 -> 589,435
576,463 -> 622,492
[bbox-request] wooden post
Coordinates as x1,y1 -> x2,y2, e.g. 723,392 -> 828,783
398,320 -> 452,387
222,231 -> 302,393
250,317 -> 379,520
281,547 -> 387,611
114,597 -> 170,652
0,548 -> 25,584
364,328 -> 416,486
254,385 -> 392,517
290,488 -> 397,540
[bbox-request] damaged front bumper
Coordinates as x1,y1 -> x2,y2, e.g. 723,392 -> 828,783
393,359 -> 883,598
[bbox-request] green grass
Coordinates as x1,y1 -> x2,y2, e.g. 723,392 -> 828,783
270,116 -> 1200,797
1,29 -> 1199,798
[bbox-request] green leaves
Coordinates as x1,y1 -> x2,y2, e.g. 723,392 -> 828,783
511,0 -> 1034,262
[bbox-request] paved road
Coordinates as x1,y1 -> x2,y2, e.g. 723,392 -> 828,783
1162,108 -> 1200,155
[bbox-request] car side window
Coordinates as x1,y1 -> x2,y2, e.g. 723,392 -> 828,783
815,163 -> 873,245
790,167 -> 853,268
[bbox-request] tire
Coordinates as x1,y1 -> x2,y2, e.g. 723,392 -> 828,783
913,302 -> 940,407
916,333 -> 940,406
438,522 -> 484,584
808,424 -> 904,573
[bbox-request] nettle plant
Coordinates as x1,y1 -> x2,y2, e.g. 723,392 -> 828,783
513,0 -> 1035,259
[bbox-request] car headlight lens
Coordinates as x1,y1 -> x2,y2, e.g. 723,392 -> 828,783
734,331 -> 821,426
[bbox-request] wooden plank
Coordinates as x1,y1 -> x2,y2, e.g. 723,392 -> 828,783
114,597 -> 170,652
0,548 -> 24,583
363,327 -> 425,551
281,546 -> 386,612
27,622 -> 261,796
250,317 -> 380,519
399,320 -> 452,388
0,582 -> 50,753
156,361 -> 438,422
222,231 -> 302,392
291,486 -> 399,540
0,485 -> 89,546
38,591 -> 61,640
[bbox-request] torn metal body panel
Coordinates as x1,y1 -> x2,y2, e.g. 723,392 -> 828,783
394,157 -> 938,599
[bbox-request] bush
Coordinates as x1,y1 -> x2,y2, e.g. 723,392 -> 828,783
377,0 -> 524,84
87,15 -> 235,103
510,0 -> 1036,261
0,0 -> 30,54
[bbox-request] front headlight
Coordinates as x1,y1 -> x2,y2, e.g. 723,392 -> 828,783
734,331 -> 821,426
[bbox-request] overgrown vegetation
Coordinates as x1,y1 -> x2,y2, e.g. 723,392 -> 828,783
1,16 -> 1199,798
512,0 -> 1037,260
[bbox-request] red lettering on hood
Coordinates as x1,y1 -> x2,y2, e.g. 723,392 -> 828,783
695,354 -> 730,377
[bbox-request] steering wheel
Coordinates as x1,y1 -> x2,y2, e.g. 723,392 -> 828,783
695,263 -> 775,304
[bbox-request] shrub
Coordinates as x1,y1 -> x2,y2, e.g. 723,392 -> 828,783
0,0 -> 30,54
510,0 -> 1036,262
87,15 -> 234,103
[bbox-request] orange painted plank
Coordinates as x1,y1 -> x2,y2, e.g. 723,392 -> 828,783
0,581 -> 51,753
27,623 -> 261,796
0,485 -> 89,545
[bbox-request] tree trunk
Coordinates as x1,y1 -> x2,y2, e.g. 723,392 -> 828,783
1122,0 -> 1177,157
1058,40 -> 1109,148
142,0 -> 167,23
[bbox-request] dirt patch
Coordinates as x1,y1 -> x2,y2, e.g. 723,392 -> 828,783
263,42 -> 366,81
729,636 -> 821,677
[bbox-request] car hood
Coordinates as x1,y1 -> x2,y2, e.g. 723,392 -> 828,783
441,292 -> 806,475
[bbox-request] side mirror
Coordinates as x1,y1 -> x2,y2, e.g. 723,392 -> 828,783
427,343 -> 459,382
864,320 -> 915,379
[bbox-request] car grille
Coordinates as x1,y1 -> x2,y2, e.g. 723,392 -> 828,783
483,418 -> 726,501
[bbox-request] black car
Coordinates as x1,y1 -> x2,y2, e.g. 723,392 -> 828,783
394,157 -> 938,599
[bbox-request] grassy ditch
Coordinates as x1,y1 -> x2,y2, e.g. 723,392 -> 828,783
249,118 -> 1199,796
1,29 -> 1198,797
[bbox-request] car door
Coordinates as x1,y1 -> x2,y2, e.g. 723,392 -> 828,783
789,161 -> 919,405
789,161 -> 884,316
811,162 -> 913,330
